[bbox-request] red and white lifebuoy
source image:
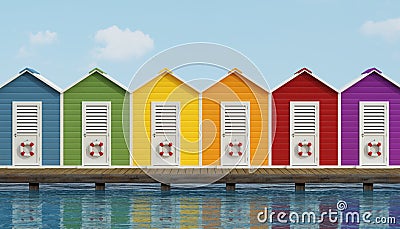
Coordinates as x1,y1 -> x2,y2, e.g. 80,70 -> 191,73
159,141 -> 173,157
228,141 -> 244,157
20,141 -> 35,157
89,141 -> 104,157
367,141 -> 382,157
298,141 -> 312,157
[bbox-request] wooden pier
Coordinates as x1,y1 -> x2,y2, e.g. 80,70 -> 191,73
0,168 -> 399,191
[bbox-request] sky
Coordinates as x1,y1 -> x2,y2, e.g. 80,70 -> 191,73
1,0 -> 400,91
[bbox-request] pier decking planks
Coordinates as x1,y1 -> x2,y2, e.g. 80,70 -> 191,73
0,168 -> 399,184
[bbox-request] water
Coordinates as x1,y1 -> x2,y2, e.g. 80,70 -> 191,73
0,183 -> 399,228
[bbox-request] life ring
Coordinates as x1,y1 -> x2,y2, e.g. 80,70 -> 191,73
228,141 -> 244,157
367,141 -> 382,157
159,141 -> 173,157
20,141 -> 35,157
89,141 -> 104,157
298,141 -> 312,157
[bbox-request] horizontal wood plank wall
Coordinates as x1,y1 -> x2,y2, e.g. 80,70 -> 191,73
341,72 -> 400,165
202,73 -> 268,166
63,72 -> 130,165
132,73 -> 199,166
0,72 -> 60,165
272,72 -> 338,165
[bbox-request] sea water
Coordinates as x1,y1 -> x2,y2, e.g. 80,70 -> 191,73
0,183 -> 399,228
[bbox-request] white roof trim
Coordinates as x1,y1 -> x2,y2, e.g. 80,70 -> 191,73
0,69 -> 62,93
271,69 -> 339,93
130,69 -> 200,93
340,69 -> 400,92
202,69 -> 269,92
63,69 -> 129,92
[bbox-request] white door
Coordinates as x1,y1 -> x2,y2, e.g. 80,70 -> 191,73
290,102 -> 319,166
151,102 -> 179,166
13,102 -> 41,166
221,102 -> 249,166
82,102 -> 110,166
360,102 -> 388,166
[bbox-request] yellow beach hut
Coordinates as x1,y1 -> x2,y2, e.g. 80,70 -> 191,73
132,69 -> 200,166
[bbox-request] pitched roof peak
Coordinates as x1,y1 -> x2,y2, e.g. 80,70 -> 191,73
19,67 -> 40,75
362,67 -> 382,75
295,67 -> 312,75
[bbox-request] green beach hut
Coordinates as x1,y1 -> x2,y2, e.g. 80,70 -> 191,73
63,68 -> 130,166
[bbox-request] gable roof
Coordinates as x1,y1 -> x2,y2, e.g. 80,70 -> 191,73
131,68 -> 200,93
340,68 -> 400,92
63,68 -> 129,92
271,68 -> 339,93
202,68 -> 269,92
0,68 -> 62,93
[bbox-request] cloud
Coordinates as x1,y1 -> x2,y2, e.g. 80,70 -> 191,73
360,18 -> 400,42
29,30 -> 57,45
94,25 -> 154,61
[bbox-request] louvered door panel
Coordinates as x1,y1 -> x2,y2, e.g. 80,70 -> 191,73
84,105 -> 108,134
13,102 -> 41,166
16,104 -> 39,134
293,104 -> 316,134
362,104 -> 385,134
151,102 -> 179,166
223,104 -> 247,135
221,102 -> 249,166
290,102 -> 318,166
360,102 -> 388,166
82,102 -> 110,166
154,104 -> 177,135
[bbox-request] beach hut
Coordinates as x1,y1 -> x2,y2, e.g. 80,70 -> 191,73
341,68 -> 400,166
63,68 -> 130,166
202,68 -> 269,166
0,68 -> 62,166
271,68 -> 338,166
132,69 -> 199,166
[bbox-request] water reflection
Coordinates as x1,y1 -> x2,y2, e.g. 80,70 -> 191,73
0,184 -> 399,228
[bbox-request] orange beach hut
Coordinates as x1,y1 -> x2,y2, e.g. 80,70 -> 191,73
201,68 -> 269,166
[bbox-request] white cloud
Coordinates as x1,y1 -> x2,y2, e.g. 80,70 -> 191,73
94,25 -> 154,61
29,30 -> 57,45
360,18 -> 400,42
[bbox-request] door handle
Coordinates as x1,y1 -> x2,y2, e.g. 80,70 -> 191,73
222,133 -> 225,137
153,133 -> 156,138
361,133 -> 364,137
83,133 -> 86,137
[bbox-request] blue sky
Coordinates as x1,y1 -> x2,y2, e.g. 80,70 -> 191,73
1,0 -> 400,91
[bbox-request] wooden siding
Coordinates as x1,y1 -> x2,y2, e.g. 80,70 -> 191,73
63,72 -> 130,165
272,72 -> 338,165
0,72 -> 60,165
341,72 -> 400,165
202,73 -> 269,166
132,72 -> 199,166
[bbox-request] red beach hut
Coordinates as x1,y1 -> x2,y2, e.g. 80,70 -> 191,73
271,68 -> 339,166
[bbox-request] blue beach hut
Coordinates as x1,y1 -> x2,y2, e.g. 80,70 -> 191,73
0,68 -> 62,166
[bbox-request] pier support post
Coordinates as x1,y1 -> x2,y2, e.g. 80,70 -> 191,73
95,183 -> 105,191
29,183 -> 39,191
363,183 -> 373,192
295,183 -> 305,192
226,183 -> 236,191
161,183 -> 171,191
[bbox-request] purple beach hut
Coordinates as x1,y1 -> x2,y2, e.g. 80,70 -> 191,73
341,68 -> 400,166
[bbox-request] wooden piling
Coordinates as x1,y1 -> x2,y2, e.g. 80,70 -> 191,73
95,183 -> 105,191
